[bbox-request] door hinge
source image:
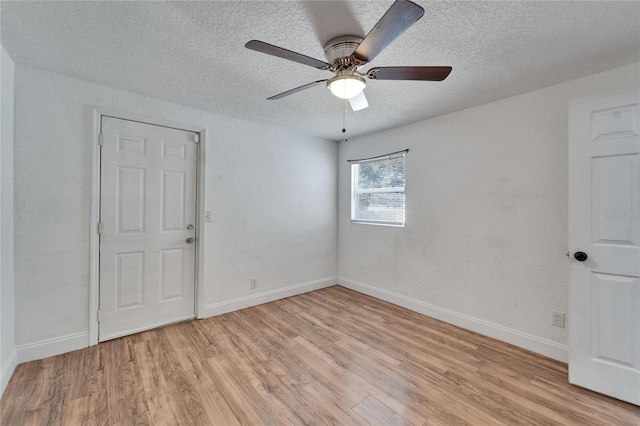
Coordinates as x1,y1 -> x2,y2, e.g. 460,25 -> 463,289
98,132 -> 104,146
97,310 -> 101,323
193,133 -> 199,143
97,222 -> 103,235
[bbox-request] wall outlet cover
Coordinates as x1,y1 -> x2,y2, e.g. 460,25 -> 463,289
552,311 -> 566,328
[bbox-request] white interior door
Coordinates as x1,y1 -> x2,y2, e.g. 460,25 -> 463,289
569,90 -> 640,405
99,117 -> 197,341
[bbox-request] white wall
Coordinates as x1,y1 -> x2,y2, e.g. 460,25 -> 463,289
338,62 -> 640,362
8,58 -> 639,371
13,65 -> 337,359
1,46 -> 17,397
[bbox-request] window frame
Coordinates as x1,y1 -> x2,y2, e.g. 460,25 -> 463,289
350,153 -> 406,227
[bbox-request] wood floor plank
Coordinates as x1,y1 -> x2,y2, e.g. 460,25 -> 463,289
289,293 -> 479,374
214,355 -> 291,425
298,381 -> 369,426
290,336 -> 370,408
394,360 -> 516,426
325,340 -> 437,422
2,285 -> 639,425
162,324 -> 241,425
295,338 -> 430,425
224,311 -> 315,386
103,337 -> 152,426
353,395 -> 412,425
259,370 -> 319,425
131,339 -> 184,425
530,373 -> 640,425
61,346 -> 108,426
443,365 -> 571,424
206,356 -> 269,425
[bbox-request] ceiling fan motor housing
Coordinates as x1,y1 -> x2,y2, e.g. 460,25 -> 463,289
324,35 -> 363,65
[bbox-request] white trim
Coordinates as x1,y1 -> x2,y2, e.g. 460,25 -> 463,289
17,332 -> 89,364
338,276 -> 568,362
89,109 -> 101,345
195,128 -> 207,318
89,108 -> 206,344
351,220 -> 404,227
1,346 -> 17,398
92,108 -> 206,134
202,277 -> 337,318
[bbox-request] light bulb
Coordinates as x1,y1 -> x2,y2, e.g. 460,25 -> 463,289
328,76 -> 366,99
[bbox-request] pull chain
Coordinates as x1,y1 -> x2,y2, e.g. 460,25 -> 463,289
342,98 -> 348,142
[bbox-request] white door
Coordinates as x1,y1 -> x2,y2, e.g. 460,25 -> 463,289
99,117 -> 198,341
569,90 -> 640,405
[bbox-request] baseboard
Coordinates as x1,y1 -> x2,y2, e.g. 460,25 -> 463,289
11,278 -> 336,365
1,346 -> 18,398
202,276 -> 337,318
338,276 -> 568,362
17,332 -> 89,364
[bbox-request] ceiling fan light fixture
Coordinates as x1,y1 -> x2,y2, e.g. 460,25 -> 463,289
327,75 -> 366,99
246,0 -> 451,110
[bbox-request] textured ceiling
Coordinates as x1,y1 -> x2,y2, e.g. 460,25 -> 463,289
1,1 -> 639,141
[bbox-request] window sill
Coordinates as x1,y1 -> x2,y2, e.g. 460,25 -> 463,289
351,220 -> 404,228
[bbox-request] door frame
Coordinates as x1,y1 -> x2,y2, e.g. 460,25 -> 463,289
89,108 -> 207,346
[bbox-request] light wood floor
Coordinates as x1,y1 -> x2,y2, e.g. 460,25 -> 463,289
2,286 -> 639,425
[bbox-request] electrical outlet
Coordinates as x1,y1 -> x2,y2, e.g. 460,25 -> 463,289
552,311 -> 565,328
250,278 -> 257,289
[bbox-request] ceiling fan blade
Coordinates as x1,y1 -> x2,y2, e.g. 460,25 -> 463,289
352,0 -> 424,63
267,80 -> 328,100
349,91 -> 369,111
245,40 -> 330,70
367,66 -> 452,81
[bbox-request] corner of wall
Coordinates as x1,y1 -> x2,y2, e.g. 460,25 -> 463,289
202,276 -> 337,318
1,44 -> 17,398
338,277 -> 568,362
1,346 -> 17,396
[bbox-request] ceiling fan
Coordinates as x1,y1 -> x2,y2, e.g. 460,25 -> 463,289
245,0 -> 452,112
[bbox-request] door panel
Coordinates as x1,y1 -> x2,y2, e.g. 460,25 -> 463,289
592,154 -> 638,245
116,251 -> 144,308
591,273 -> 638,368
161,248 -> 185,300
117,166 -> 146,233
99,117 -> 197,341
162,170 -> 186,231
569,90 -> 640,405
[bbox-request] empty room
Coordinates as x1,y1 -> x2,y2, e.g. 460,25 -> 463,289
1,0 -> 639,424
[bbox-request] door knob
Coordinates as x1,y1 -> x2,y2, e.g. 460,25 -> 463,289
574,251 -> 588,261
186,237 -> 194,244
186,224 -> 194,230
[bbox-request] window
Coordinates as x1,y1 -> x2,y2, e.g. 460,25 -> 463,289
351,152 -> 405,227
